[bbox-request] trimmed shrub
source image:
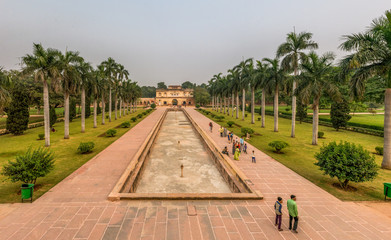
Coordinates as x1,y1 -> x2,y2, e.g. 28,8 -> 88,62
137,114 -> 143,118
77,142 -> 95,154
375,146 -> 383,155
245,113 -> 248,117
285,107 -> 290,112
268,141 -> 289,153
150,103 -> 156,109
214,115 -> 225,122
6,88 -> 29,135
241,127 -> 254,137
318,131 -> 324,138
196,104 -> 200,108
227,121 -> 235,127
50,106 -> 57,127
131,117 -> 137,122
121,121 -> 131,128
257,117 -> 261,121
1,147 -> 55,184
315,141 -> 378,189
106,129 -> 117,137
69,98 -> 76,122
142,111 -> 147,115
38,134 -> 45,140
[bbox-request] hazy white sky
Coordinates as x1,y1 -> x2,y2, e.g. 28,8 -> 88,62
0,0 -> 390,86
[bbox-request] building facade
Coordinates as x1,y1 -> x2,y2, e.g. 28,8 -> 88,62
155,85 -> 194,106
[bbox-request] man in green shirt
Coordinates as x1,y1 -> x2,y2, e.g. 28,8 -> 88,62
287,195 -> 299,233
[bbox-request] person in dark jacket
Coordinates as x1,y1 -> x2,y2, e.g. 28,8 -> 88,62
274,197 -> 283,231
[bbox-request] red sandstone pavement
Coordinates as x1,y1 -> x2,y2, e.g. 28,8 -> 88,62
0,107 -> 391,240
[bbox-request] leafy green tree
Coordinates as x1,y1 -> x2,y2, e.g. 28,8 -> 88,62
0,68 -> 12,114
6,87 -> 29,135
349,101 -> 367,115
85,97 -> 91,118
330,99 -> 351,131
181,81 -> 195,89
49,106 -> 57,127
157,82 -> 167,89
315,141 -> 378,189
339,10 -> 391,169
69,98 -> 76,122
277,31 -> 318,138
141,86 -> 156,98
268,141 -> 289,153
296,101 -> 307,124
194,87 -> 210,106
1,147 -> 55,184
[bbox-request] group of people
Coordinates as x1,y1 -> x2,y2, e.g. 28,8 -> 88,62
274,195 -> 299,233
209,122 -> 256,163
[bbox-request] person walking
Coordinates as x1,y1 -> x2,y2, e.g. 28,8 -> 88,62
243,143 -> 248,154
232,142 -> 236,155
230,132 -> 234,143
219,126 -> 224,137
251,150 -> 256,163
228,131 -> 231,142
287,195 -> 299,233
209,122 -> 213,132
274,197 -> 283,231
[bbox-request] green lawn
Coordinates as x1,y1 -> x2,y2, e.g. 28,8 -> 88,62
0,109 -> 151,203
320,114 -> 384,128
201,109 -> 390,201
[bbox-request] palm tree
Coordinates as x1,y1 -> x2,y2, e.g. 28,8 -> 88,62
277,31 -> 318,138
263,57 -> 286,132
102,58 -> 117,122
297,52 -> 338,145
58,50 -> 82,139
91,68 -> 102,128
22,43 -> 60,146
77,59 -> 92,133
228,69 -> 240,118
116,64 -> 129,118
0,68 -> 11,114
234,59 -> 252,120
96,64 -> 107,125
339,10 -> 391,169
255,61 -> 267,127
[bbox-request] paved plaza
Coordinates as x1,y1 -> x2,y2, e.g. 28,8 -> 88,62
0,107 -> 390,240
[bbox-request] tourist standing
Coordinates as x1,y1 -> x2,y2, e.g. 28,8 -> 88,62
274,197 -> 283,231
287,195 -> 299,233
243,143 -> 248,154
232,142 -> 236,155
228,131 -> 231,142
219,126 -> 224,137
230,133 -> 234,143
240,138 -> 244,151
251,150 -> 256,163
209,122 -> 213,132
234,147 -> 241,160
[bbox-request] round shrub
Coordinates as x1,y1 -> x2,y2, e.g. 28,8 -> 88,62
375,146 -> 383,155
257,117 -> 261,121
1,147 -> 55,184
77,142 -> 95,154
315,141 -> 378,189
227,121 -> 235,127
131,117 -> 137,122
38,134 -> 45,140
318,131 -> 325,138
137,114 -> 143,118
150,103 -> 156,109
106,129 -> 117,137
241,127 -> 254,137
245,113 -> 248,117
196,104 -> 200,109
121,121 -> 131,128
214,115 -> 225,122
268,141 -> 289,153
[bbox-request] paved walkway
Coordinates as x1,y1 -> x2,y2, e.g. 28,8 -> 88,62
0,107 -> 390,240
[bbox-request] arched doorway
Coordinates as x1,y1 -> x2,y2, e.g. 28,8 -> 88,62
172,99 -> 178,105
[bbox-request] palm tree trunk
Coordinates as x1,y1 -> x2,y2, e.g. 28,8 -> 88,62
261,89 -> 265,128
231,92 -> 234,117
64,91 -> 70,139
291,72 -> 297,137
109,87 -> 112,122
212,95 -> 214,110
223,97 -> 226,114
93,98 -> 97,128
101,93 -> 105,125
43,80 -> 50,147
119,98 -> 122,118
251,86 -> 255,124
227,97 -> 230,116
312,103 -> 319,145
115,94 -> 118,120
236,91 -> 239,119
382,88 -> 391,169
274,86 -> 279,132
81,87 -> 85,133
242,89 -> 246,120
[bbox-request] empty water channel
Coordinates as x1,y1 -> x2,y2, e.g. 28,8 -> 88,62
136,111 -> 231,193
109,108 -> 262,200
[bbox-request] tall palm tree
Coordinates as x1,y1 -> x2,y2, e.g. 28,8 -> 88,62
116,64 -> 129,118
255,61 -> 267,127
277,31 -> 318,138
58,50 -> 82,139
297,52 -> 338,145
102,58 -> 117,122
91,68 -> 102,128
228,68 -> 240,118
96,64 -> 107,125
263,57 -> 286,132
77,59 -> 92,133
234,59 -> 252,120
0,68 -> 11,114
340,10 -> 391,169
22,43 -> 60,146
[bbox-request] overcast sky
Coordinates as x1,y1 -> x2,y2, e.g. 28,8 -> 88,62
0,1 -> 389,86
